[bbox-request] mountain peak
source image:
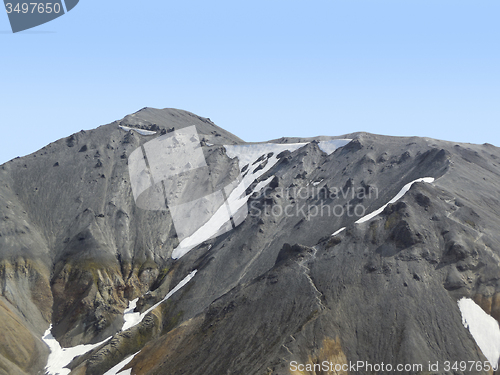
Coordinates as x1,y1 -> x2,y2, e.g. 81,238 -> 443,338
116,107 -> 244,144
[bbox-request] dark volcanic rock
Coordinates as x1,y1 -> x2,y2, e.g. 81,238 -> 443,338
1,108 -> 500,375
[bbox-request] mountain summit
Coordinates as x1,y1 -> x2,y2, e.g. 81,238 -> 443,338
0,108 -> 499,375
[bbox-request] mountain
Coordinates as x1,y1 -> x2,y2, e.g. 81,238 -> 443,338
1,107 -> 499,375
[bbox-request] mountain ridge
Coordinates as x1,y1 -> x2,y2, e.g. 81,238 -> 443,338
0,108 -> 499,374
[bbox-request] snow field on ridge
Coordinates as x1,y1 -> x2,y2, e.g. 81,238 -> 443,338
172,140 -> 351,259
119,125 -> 157,136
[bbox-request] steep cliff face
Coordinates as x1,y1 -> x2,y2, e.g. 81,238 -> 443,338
0,108 -> 499,375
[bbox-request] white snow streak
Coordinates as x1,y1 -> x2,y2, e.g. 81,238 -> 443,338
458,297 -> 500,367
332,227 -> 346,236
122,270 -> 197,331
331,177 -> 435,235
103,351 -> 140,375
119,125 -> 157,136
356,177 -> 435,224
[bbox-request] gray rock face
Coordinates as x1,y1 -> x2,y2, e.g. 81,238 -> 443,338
0,108 -> 499,375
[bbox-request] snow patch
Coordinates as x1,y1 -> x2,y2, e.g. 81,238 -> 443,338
331,177 -> 435,236
312,179 -> 324,186
332,227 -> 346,236
42,326 -> 111,375
458,297 -> 500,368
103,351 -> 140,375
317,139 -> 352,154
356,177 -> 435,224
225,143 -> 306,170
121,298 -> 140,332
122,270 -> 197,331
119,125 -> 157,136
223,140 -> 351,170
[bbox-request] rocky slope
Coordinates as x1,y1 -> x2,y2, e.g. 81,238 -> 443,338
0,107 -> 499,374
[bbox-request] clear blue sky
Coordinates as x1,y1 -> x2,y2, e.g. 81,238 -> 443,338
1,0 -> 499,164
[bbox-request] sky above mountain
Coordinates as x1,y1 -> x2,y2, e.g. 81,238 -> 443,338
1,0 -> 499,164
